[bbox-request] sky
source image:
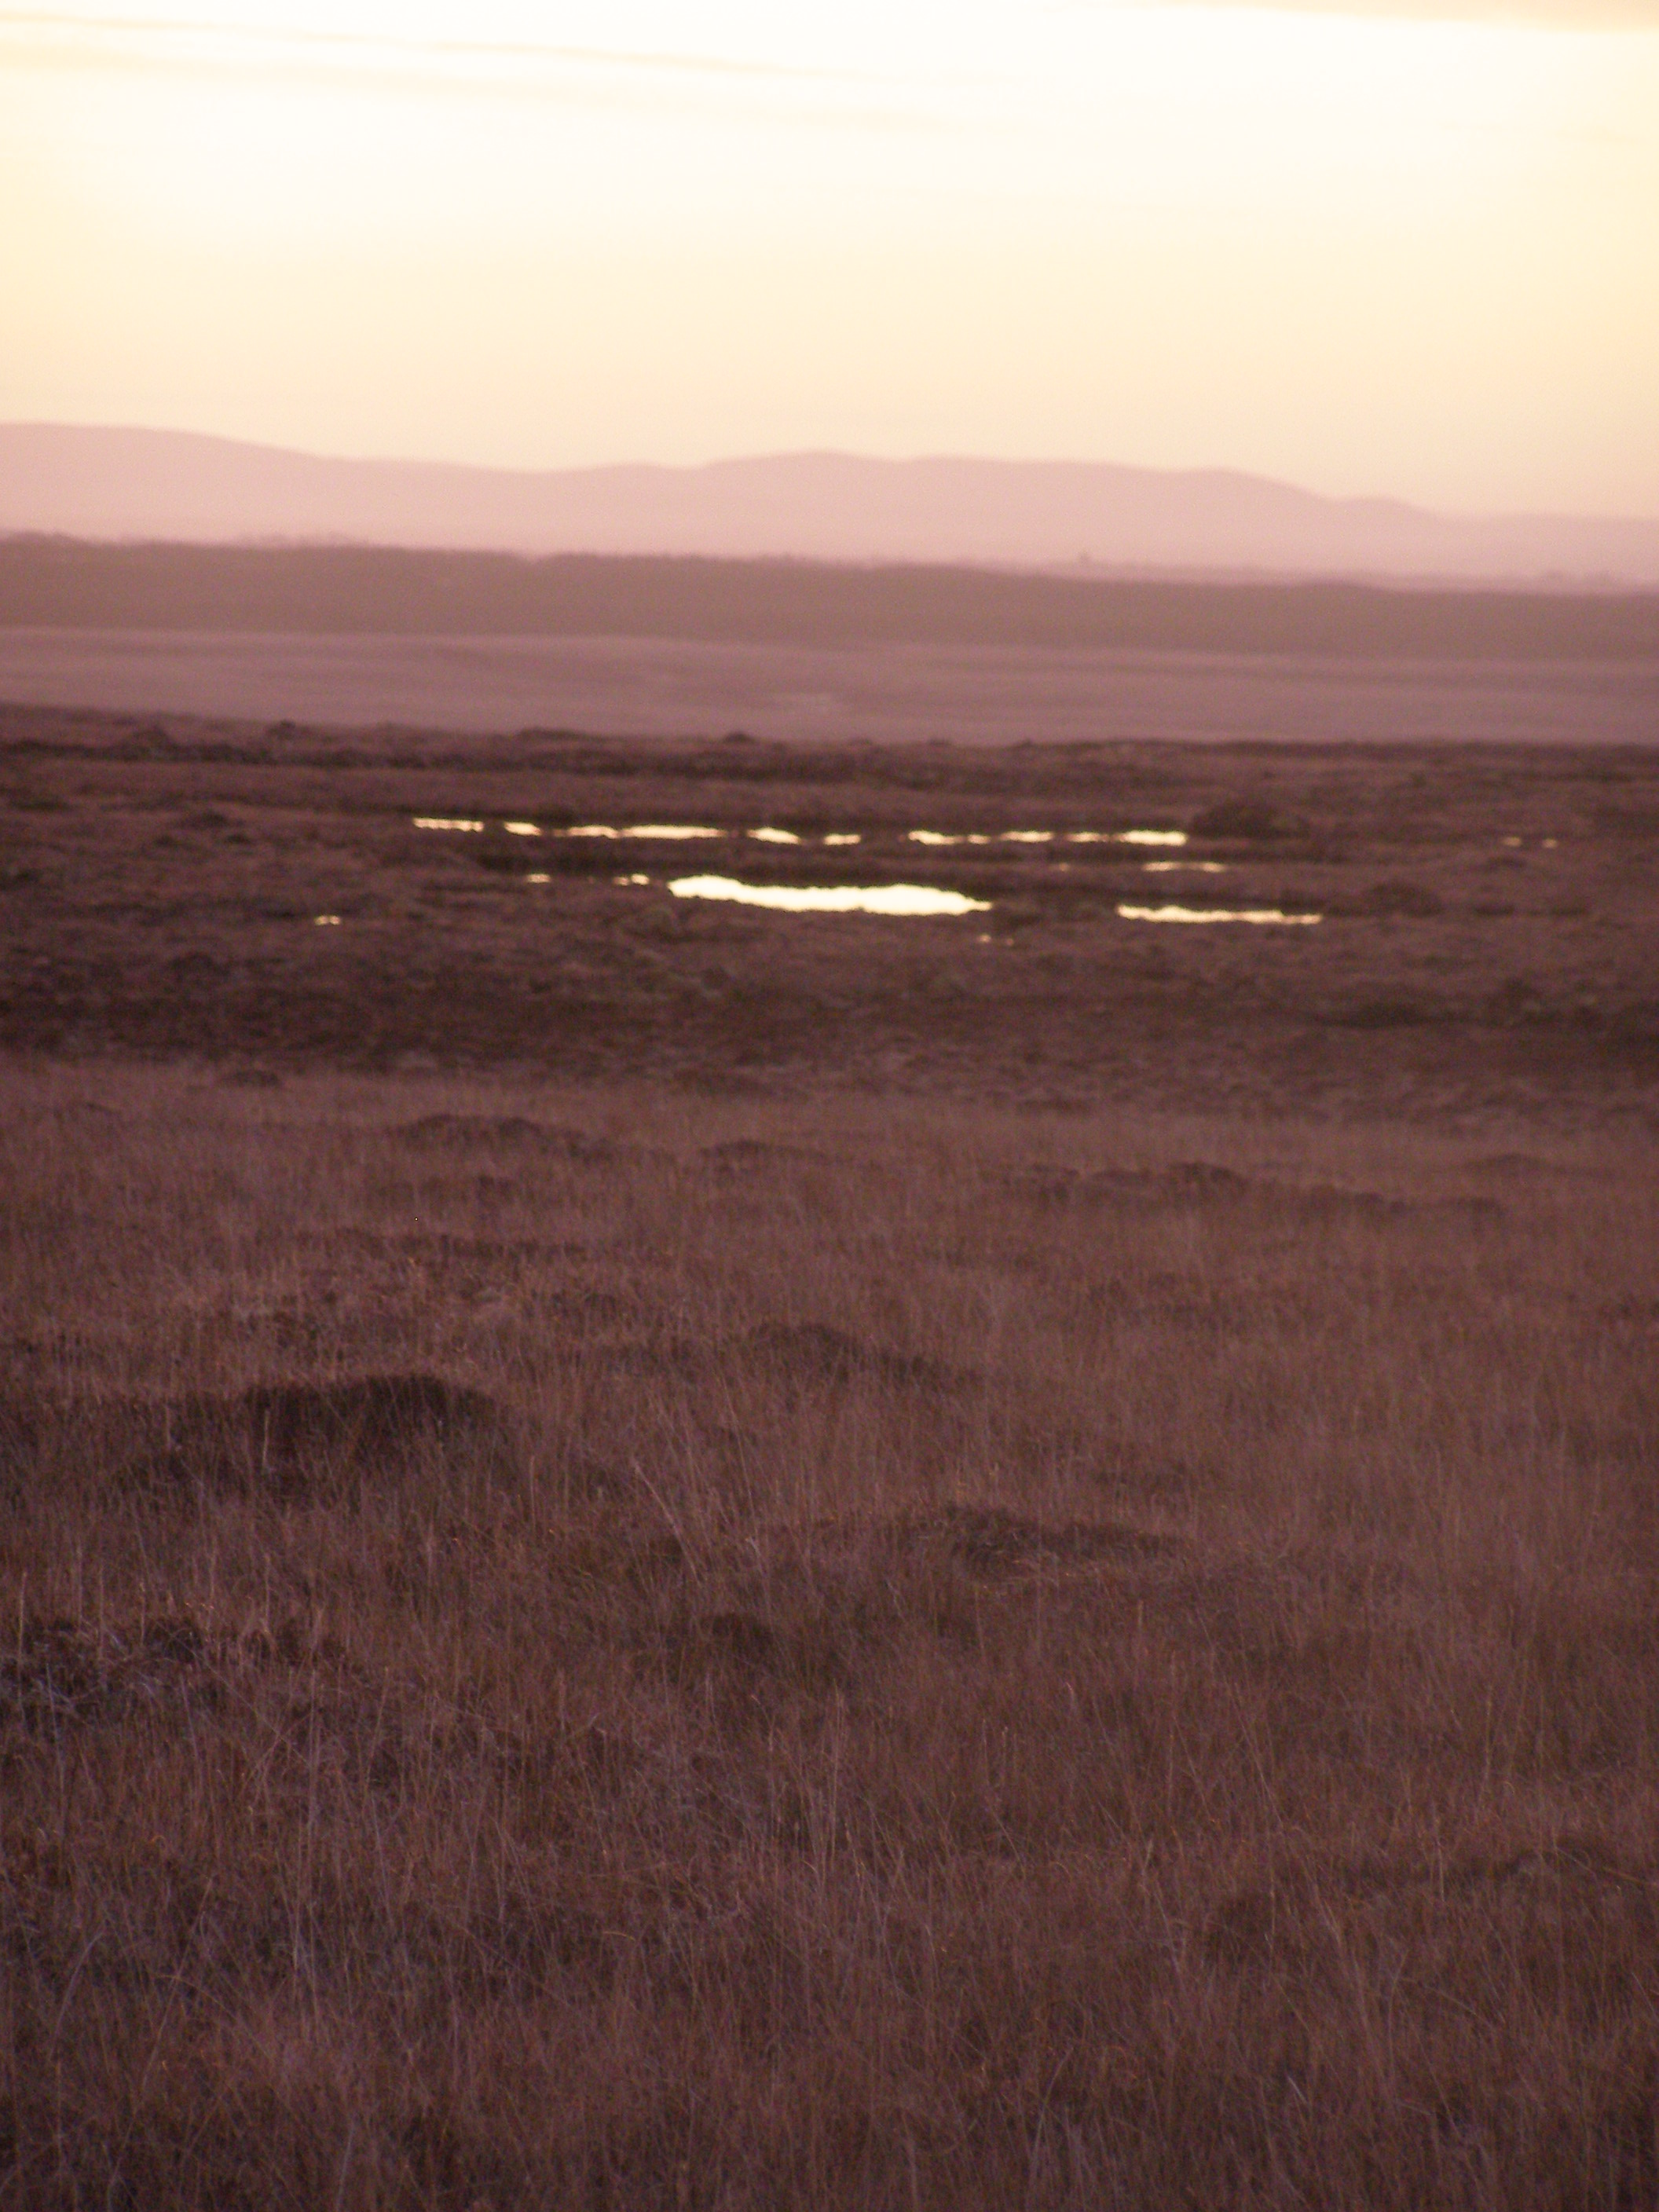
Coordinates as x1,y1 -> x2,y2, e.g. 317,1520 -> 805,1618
3,2 -> 1657,516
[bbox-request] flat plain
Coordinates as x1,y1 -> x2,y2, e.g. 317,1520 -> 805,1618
2,544 -> 1655,746
2,702 -> 1658,2207
1,629 -> 1655,749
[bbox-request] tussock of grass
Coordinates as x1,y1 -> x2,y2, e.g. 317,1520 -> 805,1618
2,1062 -> 1657,2208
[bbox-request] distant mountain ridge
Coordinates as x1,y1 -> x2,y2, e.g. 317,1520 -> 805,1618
5,423 -> 1659,585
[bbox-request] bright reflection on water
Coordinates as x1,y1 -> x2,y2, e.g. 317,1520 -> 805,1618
544,823 -> 1203,851
909,828 -> 1190,847
412,817 -> 1194,850
558,824 -> 871,845
565,824 -> 723,840
1144,860 -> 1227,874
1118,903 -> 1320,926
669,875 -> 990,917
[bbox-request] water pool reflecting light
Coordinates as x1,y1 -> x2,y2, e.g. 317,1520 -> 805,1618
566,824 -> 724,840
669,875 -> 990,917
907,828 -> 1191,847
1118,903 -> 1320,926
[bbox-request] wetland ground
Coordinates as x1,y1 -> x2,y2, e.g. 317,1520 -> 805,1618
2,702 -> 1657,2207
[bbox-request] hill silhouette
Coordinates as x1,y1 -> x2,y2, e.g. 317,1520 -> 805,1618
5,425 -> 1659,584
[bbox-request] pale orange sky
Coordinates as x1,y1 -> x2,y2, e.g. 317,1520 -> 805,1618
3,2 -> 1657,516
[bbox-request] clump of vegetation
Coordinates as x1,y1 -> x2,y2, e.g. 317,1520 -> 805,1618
1188,796 -> 1283,839
1364,877 -> 1445,917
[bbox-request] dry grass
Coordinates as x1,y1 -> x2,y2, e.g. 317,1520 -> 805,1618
3,1059 -> 1658,2208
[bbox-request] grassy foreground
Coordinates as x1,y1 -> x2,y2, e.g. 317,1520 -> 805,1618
3,1060 -> 1657,2208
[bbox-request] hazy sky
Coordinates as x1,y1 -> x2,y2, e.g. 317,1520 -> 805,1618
4,2 -> 1657,515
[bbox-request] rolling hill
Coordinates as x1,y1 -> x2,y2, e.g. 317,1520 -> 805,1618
5,424 -> 1659,584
